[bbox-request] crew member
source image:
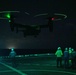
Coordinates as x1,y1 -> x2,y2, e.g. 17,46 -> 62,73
63,47 -> 69,68
55,47 -> 63,67
71,48 -> 76,68
9,48 -> 17,67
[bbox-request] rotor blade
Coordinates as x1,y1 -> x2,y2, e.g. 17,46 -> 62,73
0,11 -> 20,13
34,13 -> 48,17
0,17 -> 7,19
25,12 -> 30,15
54,13 -> 67,19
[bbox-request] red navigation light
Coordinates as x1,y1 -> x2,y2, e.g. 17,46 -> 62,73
51,17 -> 55,20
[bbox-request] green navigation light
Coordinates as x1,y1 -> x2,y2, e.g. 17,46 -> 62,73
5,13 -> 11,19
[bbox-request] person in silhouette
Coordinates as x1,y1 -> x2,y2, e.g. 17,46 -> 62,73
63,47 -> 69,68
71,48 -> 76,69
9,49 -> 17,67
55,47 -> 63,67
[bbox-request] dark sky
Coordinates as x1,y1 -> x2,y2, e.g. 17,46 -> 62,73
0,0 -> 76,49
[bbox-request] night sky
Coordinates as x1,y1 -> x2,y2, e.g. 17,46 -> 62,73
0,0 -> 76,50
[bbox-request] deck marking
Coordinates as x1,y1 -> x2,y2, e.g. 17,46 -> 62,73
0,62 -> 27,75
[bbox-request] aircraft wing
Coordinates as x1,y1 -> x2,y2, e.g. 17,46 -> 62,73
14,23 -> 29,28
12,23 -> 50,32
29,24 -> 48,28
38,24 -> 48,28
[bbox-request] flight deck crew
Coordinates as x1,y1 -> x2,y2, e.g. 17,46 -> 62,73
9,49 -> 17,67
71,48 -> 76,68
55,47 -> 63,67
63,48 -> 69,68
68,47 -> 72,65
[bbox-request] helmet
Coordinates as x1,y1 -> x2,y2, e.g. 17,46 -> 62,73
57,47 -> 61,50
65,47 -> 68,51
72,48 -> 74,51
11,48 -> 14,51
69,47 -> 71,50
